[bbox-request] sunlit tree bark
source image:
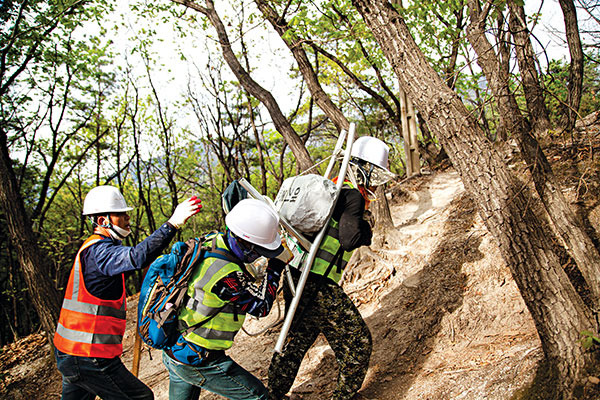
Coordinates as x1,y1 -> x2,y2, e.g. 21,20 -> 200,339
352,0 -> 597,396
467,0 -> 600,310
559,0 -> 584,133
507,0 -> 552,133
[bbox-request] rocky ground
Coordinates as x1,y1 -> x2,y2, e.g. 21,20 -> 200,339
2,113 -> 600,399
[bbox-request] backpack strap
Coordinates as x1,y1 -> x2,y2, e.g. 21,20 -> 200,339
180,310 -> 222,336
206,235 -> 244,320
289,247 -> 344,330
322,247 -> 345,282
160,239 -> 207,329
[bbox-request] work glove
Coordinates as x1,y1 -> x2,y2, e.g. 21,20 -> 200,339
168,196 -> 202,229
267,239 -> 294,274
363,209 -> 376,228
275,238 -> 294,264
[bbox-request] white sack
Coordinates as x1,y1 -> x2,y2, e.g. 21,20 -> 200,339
274,174 -> 337,234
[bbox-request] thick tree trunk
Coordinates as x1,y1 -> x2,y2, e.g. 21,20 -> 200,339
172,0 -> 313,173
508,1 -> 552,133
351,0 -> 595,396
467,0 -> 600,310
559,0 -> 584,134
256,0 -> 401,226
0,130 -> 61,338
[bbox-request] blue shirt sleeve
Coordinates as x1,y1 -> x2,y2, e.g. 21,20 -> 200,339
81,223 -> 178,299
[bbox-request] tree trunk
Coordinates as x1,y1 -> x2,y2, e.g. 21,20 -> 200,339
254,0 -> 350,133
467,0 -> 600,310
172,0 -> 313,173
508,1 -> 552,133
255,0 -> 401,227
0,130 -> 61,338
132,89 -> 158,234
247,100 -> 268,194
443,7 -> 465,90
351,0 -> 595,395
239,28 -> 269,195
466,1 -> 517,141
558,0 -> 584,134
373,185 -> 394,230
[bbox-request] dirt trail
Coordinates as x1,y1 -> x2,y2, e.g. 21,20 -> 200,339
1,168 -> 542,399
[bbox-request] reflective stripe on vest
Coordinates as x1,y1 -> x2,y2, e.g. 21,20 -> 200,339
53,235 -> 127,358
179,234 -> 246,350
311,218 -> 353,283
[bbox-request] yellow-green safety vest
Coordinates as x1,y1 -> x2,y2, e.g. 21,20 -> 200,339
311,184 -> 356,283
178,234 -> 245,350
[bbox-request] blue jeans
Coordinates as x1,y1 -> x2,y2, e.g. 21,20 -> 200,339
55,349 -> 153,400
162,351 -> 268,400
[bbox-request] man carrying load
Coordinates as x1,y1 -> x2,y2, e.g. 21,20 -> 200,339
268,136 -> 395,400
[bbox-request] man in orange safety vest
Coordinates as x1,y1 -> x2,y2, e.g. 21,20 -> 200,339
54,185 -> 201,400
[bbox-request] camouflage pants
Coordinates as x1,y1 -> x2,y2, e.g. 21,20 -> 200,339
268,276 -> 372,400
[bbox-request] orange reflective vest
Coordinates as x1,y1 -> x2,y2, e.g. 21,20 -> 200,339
54,235 -> 127,358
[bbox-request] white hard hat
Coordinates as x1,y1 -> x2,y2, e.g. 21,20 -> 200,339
351,136 -> 390,170
225,198 -> 281,251
82,185 -> 133,215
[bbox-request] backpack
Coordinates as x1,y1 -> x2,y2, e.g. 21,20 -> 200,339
137,233 -> 240,349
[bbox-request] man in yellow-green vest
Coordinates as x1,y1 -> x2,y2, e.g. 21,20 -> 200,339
163,198 -> 291,400
268,136 -> 395,400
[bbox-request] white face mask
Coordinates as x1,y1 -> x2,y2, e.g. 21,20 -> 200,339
110,224 -> 131,240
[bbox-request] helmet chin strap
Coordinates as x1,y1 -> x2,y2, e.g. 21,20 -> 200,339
226,230 -> 247,262
89,215 -> 111,229
347,163 -> 361,188
226,230 -> 260,263
349,162 -> 377,208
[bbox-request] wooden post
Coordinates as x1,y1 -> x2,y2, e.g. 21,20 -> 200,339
132,266 -> 150,377
132,328 -> 142,376
399,89 -> 420,176
407,95 -> 420,175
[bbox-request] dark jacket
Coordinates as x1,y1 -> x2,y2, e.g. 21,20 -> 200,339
81,222 -> 178,300
330,187 -> 372,251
